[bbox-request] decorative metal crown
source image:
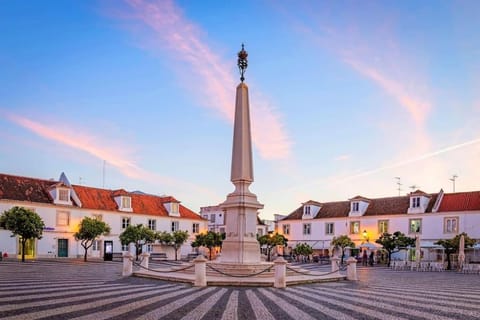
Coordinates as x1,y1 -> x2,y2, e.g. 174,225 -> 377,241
237,43 -> 248,82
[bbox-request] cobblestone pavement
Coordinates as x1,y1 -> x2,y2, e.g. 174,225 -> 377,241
1,259 -> 479,320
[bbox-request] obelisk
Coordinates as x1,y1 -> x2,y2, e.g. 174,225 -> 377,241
219,44 -> 264,264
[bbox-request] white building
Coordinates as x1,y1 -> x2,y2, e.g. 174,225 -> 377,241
200,205 -> 268,237
278,190 -> 480,259
0,172 -> 207,260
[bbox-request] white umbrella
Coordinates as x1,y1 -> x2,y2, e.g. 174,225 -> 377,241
458,234 -> 465,270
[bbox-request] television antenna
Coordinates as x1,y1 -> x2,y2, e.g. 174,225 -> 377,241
449,174 -> 458,192
395,177 -> 402,196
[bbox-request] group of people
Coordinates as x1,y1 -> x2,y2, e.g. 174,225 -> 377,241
361,250 -> 375,266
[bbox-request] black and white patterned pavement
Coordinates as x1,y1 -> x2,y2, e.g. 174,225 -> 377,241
0,259 -> 479,319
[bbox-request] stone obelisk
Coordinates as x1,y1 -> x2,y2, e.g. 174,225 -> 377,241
219,44 -> 264,264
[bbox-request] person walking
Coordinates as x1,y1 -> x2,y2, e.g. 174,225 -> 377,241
369,251 -> 374,266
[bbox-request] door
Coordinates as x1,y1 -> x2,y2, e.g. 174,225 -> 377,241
103,241 -> 113,261
91,240 -> 101,258
58,239 -> 68,257
17,238 -> 35,259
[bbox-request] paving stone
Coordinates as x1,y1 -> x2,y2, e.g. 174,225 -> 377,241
0,259 -> 479,319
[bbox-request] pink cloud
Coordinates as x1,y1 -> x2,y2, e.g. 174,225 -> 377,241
110,0 -> 291,160
344,58 -> 431,127
4,111 -> 221,200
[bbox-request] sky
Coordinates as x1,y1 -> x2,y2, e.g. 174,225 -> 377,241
1,0 -> 480,220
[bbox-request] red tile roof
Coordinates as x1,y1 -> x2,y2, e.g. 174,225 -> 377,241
282,193 -> 441,220
0,173 -> 203,220
0,173 -> 54,204
438,191 -> 480,212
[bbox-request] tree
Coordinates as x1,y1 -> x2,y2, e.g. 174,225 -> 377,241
435,232 -> 475,270
157,230 -> 189,261
375,231 -> 415,266
331,235 -> 355,265
0,206 -> 45,262
293,242 -> 313,262
258,233 -> 288,261
191,231 -> 223,260
74,217 -> 111,262
119,224 -> 156,260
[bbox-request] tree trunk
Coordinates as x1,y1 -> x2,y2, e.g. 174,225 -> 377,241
387,250 -> 392,267
174,247 -> 178,261
21,238 -> 27,262
446,252 -> 452,270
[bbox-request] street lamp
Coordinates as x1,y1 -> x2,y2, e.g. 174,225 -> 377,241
362,230 -> 369,242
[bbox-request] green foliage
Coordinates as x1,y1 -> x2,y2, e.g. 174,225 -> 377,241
331,235 -> 355,264
74,217 -> 111,262
191,231 -> 223,260
0,206 -> 45,262
435,232 -> 475,270
119,224 -> 156,260
375,231 -> 415,266
157,230 -> 189,260
258,233 -> 288,261
293,242 -> 313,257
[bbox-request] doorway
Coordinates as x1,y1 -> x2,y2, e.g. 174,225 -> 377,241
58,239 -> 69,257
17,238 -> 36,259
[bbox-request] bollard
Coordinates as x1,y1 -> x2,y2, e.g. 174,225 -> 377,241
346,256 -> 358,280
274,257 -> 287,288
122,252 -> 133,277
193,255 -> 208,287
140,252 -> 150,270
330,256 -> 340,273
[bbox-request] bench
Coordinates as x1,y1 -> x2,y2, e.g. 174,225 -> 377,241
150,253 -> 168,261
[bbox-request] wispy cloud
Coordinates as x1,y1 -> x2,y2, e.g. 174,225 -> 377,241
111,0 -> 291,160
335,137 -> 480,183
3,111 -> 219,199
334,154 -> 351,161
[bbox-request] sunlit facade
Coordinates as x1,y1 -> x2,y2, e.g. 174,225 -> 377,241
0,172 -> 207,260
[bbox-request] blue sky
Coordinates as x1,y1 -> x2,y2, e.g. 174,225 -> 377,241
1,0 -> 479,220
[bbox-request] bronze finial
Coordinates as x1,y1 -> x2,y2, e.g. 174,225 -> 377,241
237,43 -> 248,82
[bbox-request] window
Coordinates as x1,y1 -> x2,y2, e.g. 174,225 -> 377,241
304,206 -> 311,215
352,202 -> 359,212
219,227 -> 225,234
148,219 -> 156,231
378,220 -> 389,234
210,214 -> 216,223
409,219 -> 422,234
122,196 -> 131,209
411,197 -> 420,208
171,202 -> 179,214
350,221 -> 360,234
122,217 -> 131,229
59,189 -> 69,201
303,223 -> 311,235
121,244 -> 129,251
92,240 -> 100,251
56,211 -> 70,226
192,223 -> 200,234
202,214 -> 208,219
444,217 -> 458,234
146,244 -> 153,253
92,214 -> 103,221
257,228 -> 264,236
325,223 -> 334,235
171,221 -> 179,232
283,224 -> 290,235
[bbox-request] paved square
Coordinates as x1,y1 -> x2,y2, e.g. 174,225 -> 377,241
0,259 -> 479,319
